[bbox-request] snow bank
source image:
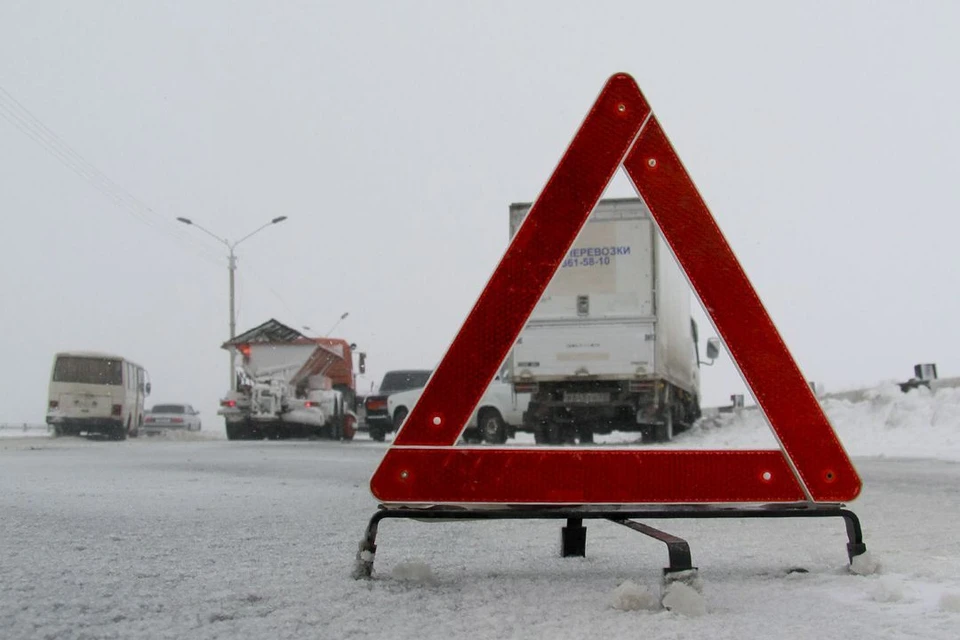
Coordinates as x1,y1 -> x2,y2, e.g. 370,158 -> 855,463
668,384 -> 960,461
0,425 -> 48,438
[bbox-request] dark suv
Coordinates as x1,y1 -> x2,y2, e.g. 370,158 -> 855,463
364,369 -> 431,441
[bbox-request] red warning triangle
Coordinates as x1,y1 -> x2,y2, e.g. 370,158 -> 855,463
370,73 -> 861,506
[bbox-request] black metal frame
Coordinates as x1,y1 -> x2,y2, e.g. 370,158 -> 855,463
353,504 -> 866,579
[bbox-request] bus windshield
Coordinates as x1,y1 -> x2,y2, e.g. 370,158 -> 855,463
53,356 -> 123,386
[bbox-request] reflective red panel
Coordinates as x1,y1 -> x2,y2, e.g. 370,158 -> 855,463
373,449 -> 805,504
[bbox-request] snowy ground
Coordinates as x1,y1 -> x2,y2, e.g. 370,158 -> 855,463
2,385 -> 960,639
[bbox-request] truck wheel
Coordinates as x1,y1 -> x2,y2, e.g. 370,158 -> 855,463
330,399 -> 343,440
533,424 -> 547,444
342,414 -> 356,441
369,425 -> 386,442
462,428 -> 483,444
393,407 -> 408,430
335,403 -> 345,440
113,423 -> 127,441
652,410 -> 674,443
226,423 -> 242,440
534,423 -> 559,444
480,410 -> 507,444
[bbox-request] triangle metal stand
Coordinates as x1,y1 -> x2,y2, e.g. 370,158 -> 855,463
353,503 -> 867,580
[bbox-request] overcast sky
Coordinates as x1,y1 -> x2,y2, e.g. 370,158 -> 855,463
2,1 -> 958,424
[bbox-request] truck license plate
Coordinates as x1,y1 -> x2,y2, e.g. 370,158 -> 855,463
563,392 -> 610,404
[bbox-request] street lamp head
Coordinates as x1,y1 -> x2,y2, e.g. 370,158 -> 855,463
176,217 -> 193,225
340,312 -> 349,320
271,216 -> 288,224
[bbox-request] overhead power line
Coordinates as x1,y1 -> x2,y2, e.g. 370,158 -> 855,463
0,84 -> 221,267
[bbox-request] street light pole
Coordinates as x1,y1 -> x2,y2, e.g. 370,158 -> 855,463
325,312 -> 349,337
229,247 -> 237,351
176,216 -> 288,390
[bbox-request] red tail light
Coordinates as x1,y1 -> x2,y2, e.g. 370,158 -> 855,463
111,404 -> 123,416
220,400 -> 237,408
366,398 -> 387,411
48,400 -> 59,409
304,401 -> 316,408
628,380 -> 654,393
145,416 -> 155,423
172,417 -> 184,424
513,382 -> 538,394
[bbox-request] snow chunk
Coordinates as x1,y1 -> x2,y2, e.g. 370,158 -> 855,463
940,592 -> 960,613
391,560 -> 436,584
662,581 -> 707,617
609,580 -> 660,612
868,577 -> 904,603
850,552 -> 881,576
664,568 -> 704,593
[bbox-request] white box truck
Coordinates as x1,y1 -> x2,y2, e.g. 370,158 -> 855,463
508,197 -> 718,444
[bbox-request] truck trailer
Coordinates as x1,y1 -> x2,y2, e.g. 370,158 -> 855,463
508,197 -> 718,444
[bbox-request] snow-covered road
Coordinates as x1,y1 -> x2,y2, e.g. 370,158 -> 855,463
2,433 -> 959,639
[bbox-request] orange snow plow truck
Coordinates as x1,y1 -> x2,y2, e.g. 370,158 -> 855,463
217,319 -> 361,441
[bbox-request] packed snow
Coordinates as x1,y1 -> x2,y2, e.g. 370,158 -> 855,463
661,581 -> 708,617
390,560 -> 438,585
609,580 -> 660,612
850,551 -> 882,577
2,383 -> 960,639
941,592 -> 960,613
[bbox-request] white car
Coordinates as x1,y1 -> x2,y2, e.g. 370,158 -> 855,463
387,377 -> 529,444
143,403 -> 202,434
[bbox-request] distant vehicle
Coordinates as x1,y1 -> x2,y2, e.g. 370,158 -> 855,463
363,370 -> 432,441
143,403 -> 202,434
217,319 -> 360,440
508,198 -> 719,444
387,371 -> 530,444
46,351 -> 151,440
